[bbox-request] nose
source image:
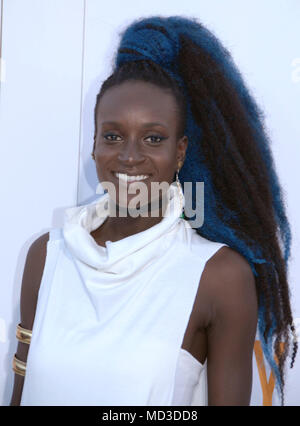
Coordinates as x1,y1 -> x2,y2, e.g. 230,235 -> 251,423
117,141 -> 144,164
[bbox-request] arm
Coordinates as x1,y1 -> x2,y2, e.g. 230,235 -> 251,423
202,246 -> 258,406
10,232 -> 49,406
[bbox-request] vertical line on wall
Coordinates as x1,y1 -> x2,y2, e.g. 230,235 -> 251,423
0,0 -> 3,55
0,0 -> 4,89
76,0 -> 86,206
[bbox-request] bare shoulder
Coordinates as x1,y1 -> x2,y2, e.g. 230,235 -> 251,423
20,232 -> 49,330
205,245 -> 256,285
199,246 -> 258,329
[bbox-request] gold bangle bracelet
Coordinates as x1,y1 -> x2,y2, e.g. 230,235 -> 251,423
16,323 -> 32,345
12,354 -> 26,377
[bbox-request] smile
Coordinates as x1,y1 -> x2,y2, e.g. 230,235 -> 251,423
113,172 -> 150,183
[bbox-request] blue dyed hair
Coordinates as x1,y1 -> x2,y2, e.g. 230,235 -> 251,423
93,15 -> 298,406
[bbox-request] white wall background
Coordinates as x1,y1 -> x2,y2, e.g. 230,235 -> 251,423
0,0 -> 299,406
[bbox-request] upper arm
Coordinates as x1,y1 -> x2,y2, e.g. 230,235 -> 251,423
20,232 -> 49,330
202,246 -> 258,406
10,232 -> 49,406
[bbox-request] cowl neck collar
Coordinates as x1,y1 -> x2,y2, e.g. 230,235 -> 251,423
62,182 -> 185,276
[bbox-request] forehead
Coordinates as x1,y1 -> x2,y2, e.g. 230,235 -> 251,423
97,81 -> 179,126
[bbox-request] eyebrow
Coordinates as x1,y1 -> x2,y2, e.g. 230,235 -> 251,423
101,121 -> 167,129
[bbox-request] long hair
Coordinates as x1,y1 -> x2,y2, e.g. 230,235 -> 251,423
92,15 -> 298,406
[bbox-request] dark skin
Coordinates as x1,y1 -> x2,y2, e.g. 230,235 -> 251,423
10,81 -> 258,406
91,81 -> 188,245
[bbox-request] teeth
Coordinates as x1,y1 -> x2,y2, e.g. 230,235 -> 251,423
114,172 -> 149,182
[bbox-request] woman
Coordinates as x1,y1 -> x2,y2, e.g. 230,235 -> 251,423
11,15 -> 297,406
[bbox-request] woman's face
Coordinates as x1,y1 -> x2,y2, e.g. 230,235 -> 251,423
94,80 -> 188,210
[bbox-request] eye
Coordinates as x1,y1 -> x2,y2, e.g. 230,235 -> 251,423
103,133 -> 122,142
102,133 -> 166,144
145,135 -> 165,144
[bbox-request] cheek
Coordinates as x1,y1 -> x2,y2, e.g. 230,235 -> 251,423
95,141 -> 112,156
94,143 -> 117,168
153,151 -> 177,178
94,146 -> 113,178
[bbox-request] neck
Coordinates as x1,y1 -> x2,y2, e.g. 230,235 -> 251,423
92,195 -> 169,245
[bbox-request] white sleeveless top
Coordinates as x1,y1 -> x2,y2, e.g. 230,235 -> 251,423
20,183 -> 228,406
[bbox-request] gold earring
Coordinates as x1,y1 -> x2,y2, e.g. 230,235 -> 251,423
91,152 -> 95,160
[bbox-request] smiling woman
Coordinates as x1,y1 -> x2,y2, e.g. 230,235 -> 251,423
91,80 -> 188,236
11,15 -> 297,407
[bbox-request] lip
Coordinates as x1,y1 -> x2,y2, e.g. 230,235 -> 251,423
111,171 -> 152,185
112,171 -> 152,177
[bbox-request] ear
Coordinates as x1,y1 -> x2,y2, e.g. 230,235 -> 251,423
177,135 -> 188,163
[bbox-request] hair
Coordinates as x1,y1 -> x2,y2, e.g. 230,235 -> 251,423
92,15 -> 298,406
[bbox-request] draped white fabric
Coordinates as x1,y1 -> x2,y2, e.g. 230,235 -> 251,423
21,182 -> 227,405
